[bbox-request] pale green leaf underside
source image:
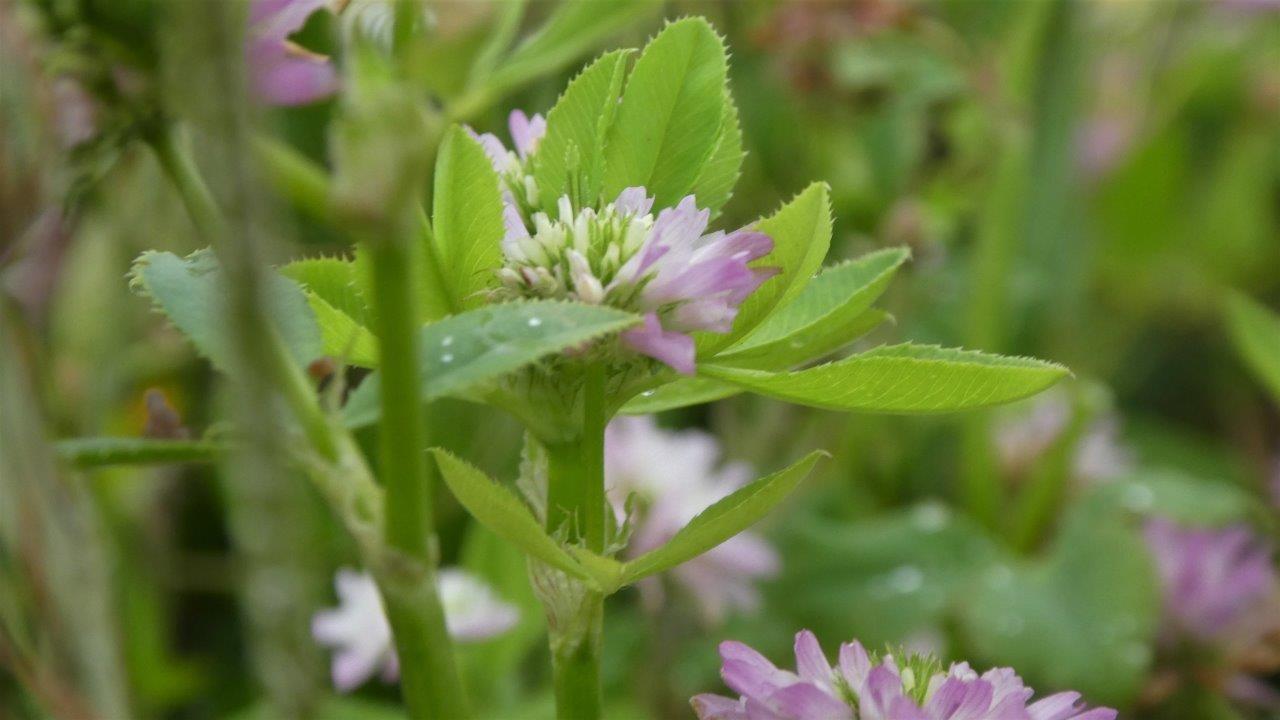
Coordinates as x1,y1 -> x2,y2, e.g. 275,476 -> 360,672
700,182 -> 832,355
602,17 -> 727,209
620,450 -> 825,585
700,344 -> 1069,413
1225,292 -> 1280,404
533,49 -> 630,211
720,247 -> 910,365
619,375 -> 741,414
432,449 -> 598,588
130,250 -> 321,372
343,301 -> 639,428
433,127 -> 505,310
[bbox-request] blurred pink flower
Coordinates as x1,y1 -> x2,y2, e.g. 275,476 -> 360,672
312,567 -> 518,691
1143,518 -> 1275,643
605,416 -> 779,621
247,0 -> 338,106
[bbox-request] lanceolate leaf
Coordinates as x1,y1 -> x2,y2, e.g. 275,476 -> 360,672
700,344 -> 1069,413
533,50 -> 631,210
130,250 -> 321,372
700,182 -> 833,354
620,450 -> 826,585
717,247 -> 910,367
431,450 -> 599,588
432,126 -> 505,310
343,301 -> 639,428
1225,292 -> 1280,404
602,18 -> 728,208
688,92 -> 743,217
718,310 -> 890,372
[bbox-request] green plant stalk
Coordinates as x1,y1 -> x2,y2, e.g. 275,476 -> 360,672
55,437 -> 224,467
543,363 -> 608,719
365,229 -> 471,718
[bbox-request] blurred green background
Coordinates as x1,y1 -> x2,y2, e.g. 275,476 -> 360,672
2,1 -> 1278,718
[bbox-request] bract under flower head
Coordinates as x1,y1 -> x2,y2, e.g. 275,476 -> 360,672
312,567 -> 519,691
476,110 -> 776,374
605,416 -> 779,621
692,630 -> 1118,720
1143,518 -> 1276,643
247,0 -> 339,106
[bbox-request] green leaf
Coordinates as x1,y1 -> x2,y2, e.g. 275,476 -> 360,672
432,126 -> 506,310
958,503 -> 1159,705
431,449 -> 597,588
280,257 -> 369,324
619,450 -> 825,586
688,92 -> 743,217
601,18 -> 728,209
1225,292 -> 1280,404
282,257 -> 380,366
130,250 -> 321,372
343,301 -> 639,428
718,247 -> 910,367
486,0 -> 659,96
700,182 -> 832,354
700,344 -> 1069,413
618,376 -> 740,414
533,50 -> 630,211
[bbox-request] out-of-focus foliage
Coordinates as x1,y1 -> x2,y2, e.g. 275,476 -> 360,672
3,1 -> 1279,719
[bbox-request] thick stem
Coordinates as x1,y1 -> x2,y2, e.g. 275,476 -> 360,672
543,363 -> 609,720
551,598 -> 603,720
367,235 -> 471,718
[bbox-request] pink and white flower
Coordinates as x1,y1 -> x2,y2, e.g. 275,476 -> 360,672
478,111 -> 776,374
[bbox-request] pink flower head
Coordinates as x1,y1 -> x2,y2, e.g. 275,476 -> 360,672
605,416 -> 779,621
1143,518 -> 1276,642
497,186 -> 774,373
692,631 -> 1118,720
312,567 -> 519,691
247,0 -> 338,106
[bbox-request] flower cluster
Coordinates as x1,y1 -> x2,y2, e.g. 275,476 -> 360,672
476,112 -> 777,374
1143,518 -> 1275,643
605,416 -> 779,621
246,0 -> 339,106
311,567 -> 518,691
692,631 -> 1117,720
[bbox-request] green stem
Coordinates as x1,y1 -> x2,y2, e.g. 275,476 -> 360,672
543,363 -> 609,720
55,437 -> 224,468
366,235 -> 471,718
149,124 -> 224,242
551,599 -> 603,720
253,136 -> 334,224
